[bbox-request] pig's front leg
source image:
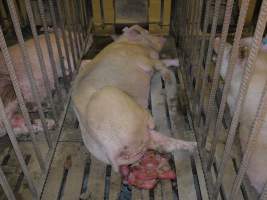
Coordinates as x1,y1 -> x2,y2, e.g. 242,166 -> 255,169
148,129 -> 197,154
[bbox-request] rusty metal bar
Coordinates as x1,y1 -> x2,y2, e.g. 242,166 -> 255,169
55,0 -> 73,77
0,97 -> 39,199
24,0 -> 57,122
37,0 -> 62,100
229,3 -> 267,200
47,0 -> 67,86
0,166 -> 16,200
7,0 -> 52,148
205,0 -> 235,171
198,0 -> 222,148
0,26 -> 46,172
260,182 -> 267,200
207,0 -> 250,172
212,0 -> 267,198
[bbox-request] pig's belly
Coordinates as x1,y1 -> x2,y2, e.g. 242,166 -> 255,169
239,120 -> 267,193
82,64 -> 151,109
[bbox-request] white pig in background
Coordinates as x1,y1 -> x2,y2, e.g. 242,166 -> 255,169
213,37 -> 267,193
72,25 -> 196,191
0,31 -> 91,136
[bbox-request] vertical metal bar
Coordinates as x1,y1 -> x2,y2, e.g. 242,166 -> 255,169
207,0 -> 238,170
0,27 -> 46,172
192,0 -> 202,66
55,0 -> 73,77
0,98 -> 39,199
47,0 -> 67,85
82,0 -> 89,38
37,0 -> 62,100
0,166 -> 16,200
69,0 -> 81,61
193,0 -> 211,116
63,0 -> 78,70
207,0 -> 250,172
73,0 -> 84,56
260,182 -> 267,200
69,0 -> 81,59
212,0 -> 267,198
198,0 -> 222,145
24,0 -> 57,122
229,0 -> 267,200
7,0 -> 52,148
76,0 -> 86,48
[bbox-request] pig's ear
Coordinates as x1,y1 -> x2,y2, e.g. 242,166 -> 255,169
239,46 -> 250,59
213,37 -> 221,53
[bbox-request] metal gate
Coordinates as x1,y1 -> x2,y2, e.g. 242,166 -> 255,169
171,0 -> 267,199
0,0 -> 91,199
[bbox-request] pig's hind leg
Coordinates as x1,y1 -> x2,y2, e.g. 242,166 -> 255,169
148,129 -> 197,154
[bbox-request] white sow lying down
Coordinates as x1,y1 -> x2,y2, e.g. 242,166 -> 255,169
71,25 -> 196,190
214,37 -> 267,193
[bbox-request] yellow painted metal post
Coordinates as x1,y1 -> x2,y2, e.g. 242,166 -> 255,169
92,0 -> 114,35
149,0 -> 171,35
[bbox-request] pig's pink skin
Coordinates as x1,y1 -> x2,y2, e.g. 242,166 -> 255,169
214,37 -> 267,193
0,31 -> 92,135
72,25 -> 196,176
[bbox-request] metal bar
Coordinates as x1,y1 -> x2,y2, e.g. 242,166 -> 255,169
229,2 -> 267,199
37,0 -> 62,100
24,0 -> 57,122
230,80 -> 267,198
69,0 -> 81,62
207,0 -> 250,173
0,98 -> 39,199
77,0 -> 86,50
63,0 -> 78,70
55,0 -> 73,78
73,0 -> 84,57
82,0 -> 89,38
47,0 -> 67,86
198,0 -> 222,148
0,26 -> 46,172
206,0 -> 235,170
39,93 -> 71,197
192,0 -> 203,67
212,0 -> 267,198
260,182 -> 267,200
193,0 -> 211,122
7,0 -> 52,148
0,166 -> 16,200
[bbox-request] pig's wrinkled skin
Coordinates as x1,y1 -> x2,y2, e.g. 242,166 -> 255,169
213,37 -> 267,193
72,25 -> 196,179
0,31 -> 92,136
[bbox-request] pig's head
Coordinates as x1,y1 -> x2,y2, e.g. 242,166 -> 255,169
213,37 -> 250,79
116,25 -> 166,52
